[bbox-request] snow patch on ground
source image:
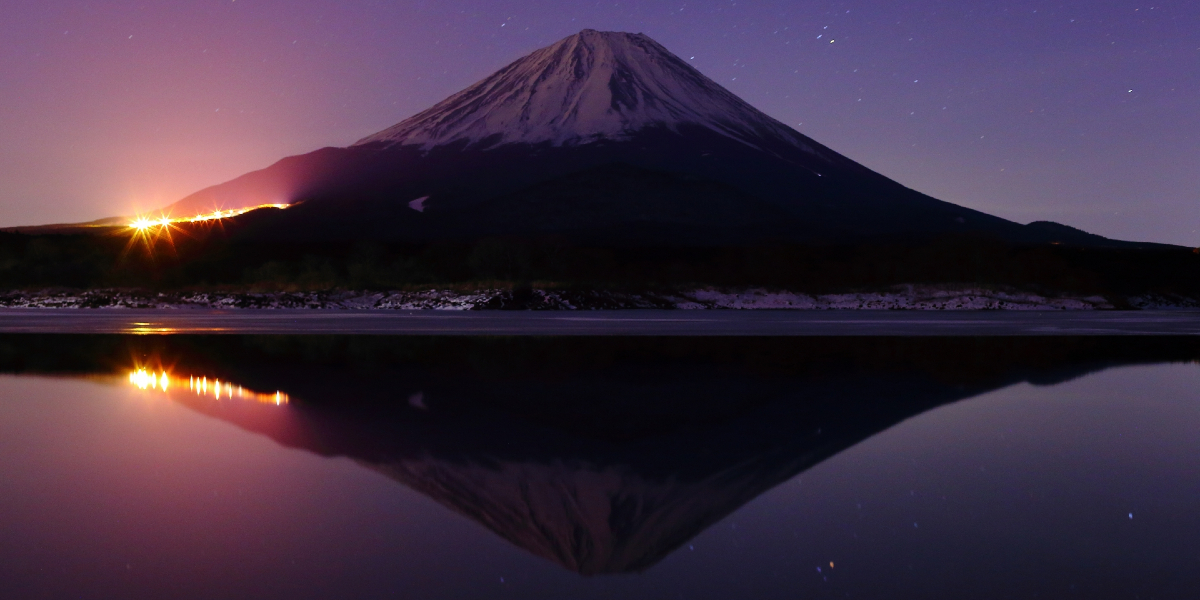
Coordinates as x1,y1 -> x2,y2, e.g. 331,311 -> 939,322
1126,294 -> 1200,309
407,196 -> 429,212
679,287 -> 1116,310
0,290 -> 499,310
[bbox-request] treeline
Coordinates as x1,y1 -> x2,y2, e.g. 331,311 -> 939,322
0,227 -> 1196,299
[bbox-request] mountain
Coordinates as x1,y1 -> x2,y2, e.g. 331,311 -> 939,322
153,29 -> 1126,247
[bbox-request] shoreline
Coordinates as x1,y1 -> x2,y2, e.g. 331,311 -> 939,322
0,286 -> 1195,311
0,308 -> 1198,335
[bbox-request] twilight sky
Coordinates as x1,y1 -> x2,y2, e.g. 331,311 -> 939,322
2,1 -> 1197,244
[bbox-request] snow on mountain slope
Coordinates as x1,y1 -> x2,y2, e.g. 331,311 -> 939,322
355,30 -> 827,158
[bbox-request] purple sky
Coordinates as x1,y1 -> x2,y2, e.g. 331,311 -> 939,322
2,1 -> 1197,244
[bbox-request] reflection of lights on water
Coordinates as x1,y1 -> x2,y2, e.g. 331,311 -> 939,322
128,368 -> 288,405
129,369 -> 167,391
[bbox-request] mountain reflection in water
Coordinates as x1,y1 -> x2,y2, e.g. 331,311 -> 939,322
1,335 -> 1196,576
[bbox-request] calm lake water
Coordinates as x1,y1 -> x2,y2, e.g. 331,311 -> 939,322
1,336 -> 1198,599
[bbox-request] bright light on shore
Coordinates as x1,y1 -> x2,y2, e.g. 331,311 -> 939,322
127,203 -> 291,231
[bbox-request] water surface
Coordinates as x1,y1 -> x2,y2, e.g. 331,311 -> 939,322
0,308 -> 1199,335
1,336 -> 1197,598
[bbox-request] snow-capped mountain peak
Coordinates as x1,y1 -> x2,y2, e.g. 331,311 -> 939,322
354,29 -> 819,154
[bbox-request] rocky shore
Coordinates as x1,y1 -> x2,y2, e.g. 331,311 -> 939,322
0,286 -> 1194,310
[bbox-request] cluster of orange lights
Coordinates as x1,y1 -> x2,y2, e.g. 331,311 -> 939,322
129,368 -> 289,405
127,204 -> 291,233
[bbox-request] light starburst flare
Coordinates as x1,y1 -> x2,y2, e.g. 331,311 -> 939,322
123,203 -> 291,255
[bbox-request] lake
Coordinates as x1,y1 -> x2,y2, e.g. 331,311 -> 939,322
0,308 -> 1200,335
1,335 -> 1198,598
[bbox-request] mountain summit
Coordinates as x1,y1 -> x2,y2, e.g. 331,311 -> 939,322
151,29 -> 1118,247
355,30 -> 825,159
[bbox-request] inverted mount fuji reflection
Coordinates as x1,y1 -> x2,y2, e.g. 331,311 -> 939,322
2,334 -> 1198,584
2,333 -> 1200,600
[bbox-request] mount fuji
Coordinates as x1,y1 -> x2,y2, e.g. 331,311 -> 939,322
352,29 -> 830,154
154,29 -> 1113,247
